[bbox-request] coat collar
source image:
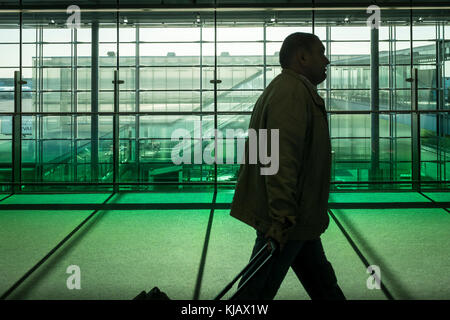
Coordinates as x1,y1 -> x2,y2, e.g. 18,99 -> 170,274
281,68 -> 326,115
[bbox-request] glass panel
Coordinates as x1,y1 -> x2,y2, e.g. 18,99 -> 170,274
77,43 -> 91,67
43,28 -> 72,42
380,90 -> 390,110
329,90 -> 370,110
139,115 -> 199,139
0,44 -> 19,67
77,68 -> 91,90
393,90 -> 411,110
394,65 -> 411,89
200,115 -> 251,137
394,41 -> 411,64
77,92 -> 91,112
0,92 -> 14,114
331,138 -> 371,161
99,68 -> 115,90
77,27 -> 91,42
210,43 -> 264,65
0,27 -> 19,43
0,116 -> 13,137
330,66 -> 370,89
416,65 -> 437,89
119,116 -> 135,139
22,27 -> 36,43
418,89 -> 437,110
119,43 -> 136,66
379,41 -> 390,65
394,114 -> 412,137
140,43 -> 200,65
331,42 -> 370,66
77,116 -> 91,138
140,67 -> 200,90
119,91 -> 136,112
140,91 -> 200,112
331,26 -> 370,41
413,25 -> 436,40
99,91 -> 114,112
330,114 -> 371,138
266,26 -> 312,41
203,90 -> 262,112
42,116 -> 72,139
118,68 -> 136,90
43,140 -> 72,163
395,26 -> 411,41
99,43 -> 117,66
413,41 -> 436,64
139,27 -> 200,42
22,139 -> 35,163
42,44 -> 72,67
207,67 -> 264,90
218,27 -> 263,41
42,68 -> 72,90
0,68 -> 15,113
22,44 -> 37,67
42,92 -> 72,112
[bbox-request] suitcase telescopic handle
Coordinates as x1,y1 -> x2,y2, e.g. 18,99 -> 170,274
213,239 -> 279,300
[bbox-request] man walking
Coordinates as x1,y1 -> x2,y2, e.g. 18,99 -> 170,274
230,32 -> 345,300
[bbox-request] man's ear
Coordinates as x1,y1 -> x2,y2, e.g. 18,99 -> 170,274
295,48 -> 307,66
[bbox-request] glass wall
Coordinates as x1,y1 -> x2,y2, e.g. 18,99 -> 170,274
0,7 -> 448,192
0,12 -> 18,192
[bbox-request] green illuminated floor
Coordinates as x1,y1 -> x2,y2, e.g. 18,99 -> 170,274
0,191 -> 449,300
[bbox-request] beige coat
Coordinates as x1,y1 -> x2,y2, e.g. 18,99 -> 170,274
230,68 -> 332,244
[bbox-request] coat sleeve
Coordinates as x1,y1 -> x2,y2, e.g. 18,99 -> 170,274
263,85 -> 309,246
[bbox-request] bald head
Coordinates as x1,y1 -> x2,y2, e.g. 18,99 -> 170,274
279,32 -> 320,69
279,32 -> 329,85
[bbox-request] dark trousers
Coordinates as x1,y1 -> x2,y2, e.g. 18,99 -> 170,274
234,230 -> 346,300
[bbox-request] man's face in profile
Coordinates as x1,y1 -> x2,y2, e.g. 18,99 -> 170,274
298,38 -> 330,86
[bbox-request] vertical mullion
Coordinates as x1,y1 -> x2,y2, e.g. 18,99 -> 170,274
326,25 -> 331,110
370,26 -> 380,188
39,26 -> 43,186
113,9 -> 120,193
410,10 -> 421,191
389,24 -> 394,183
200,21 -> 203,183
135,25 -> 140,188
91,21 -> 99,184
393,25 -> 398,182
213,9 -> 217,192
12,8 -> 23,193
73,27 -> 78,185
436,23 -> 442,185
263,23 -> 266,88
442,23 -> 445,183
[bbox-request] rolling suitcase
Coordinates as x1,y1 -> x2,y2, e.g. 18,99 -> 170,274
133,239 -> 278,300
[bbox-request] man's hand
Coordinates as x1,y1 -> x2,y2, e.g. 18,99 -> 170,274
263,236 -> 280,254
264,224 -> 288,252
